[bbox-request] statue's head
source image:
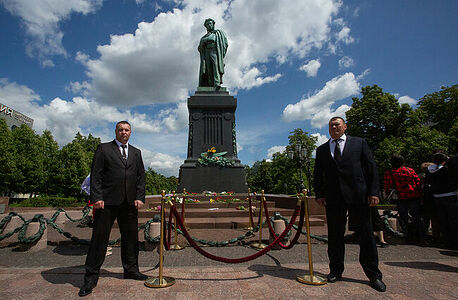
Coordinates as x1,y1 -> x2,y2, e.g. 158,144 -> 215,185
204,18 -> 215,31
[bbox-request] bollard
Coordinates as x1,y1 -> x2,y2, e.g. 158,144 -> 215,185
269,219 -> 287,250
388,218 -> 401,232
24,221 -> 47,252
144,222 -> 160,251
0,216 -> 22,246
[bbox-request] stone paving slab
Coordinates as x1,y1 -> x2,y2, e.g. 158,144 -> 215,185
0,259 -> 457,299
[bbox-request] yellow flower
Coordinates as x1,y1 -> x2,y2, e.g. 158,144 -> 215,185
209,198 -> 215,203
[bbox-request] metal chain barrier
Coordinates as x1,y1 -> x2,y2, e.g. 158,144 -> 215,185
0,208 -> 161,245
169,202 -> 302,263
169,221 -> 260,247
3,206 -> 403,246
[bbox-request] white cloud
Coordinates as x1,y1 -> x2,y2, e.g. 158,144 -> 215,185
0,78 -> 187,176
311,132 -> 329,157
282,72 -> 360,128
398,95 -> 417,105
0,78 -> 166,144
1,0 -> 103,67
299,59 -> 321,77
267,145 -> 286,159
71,0 -> 346,106
336,26 -> 354,44
311,133 -> 329,147
141,148 -> 182,177
338,56 -> 354,69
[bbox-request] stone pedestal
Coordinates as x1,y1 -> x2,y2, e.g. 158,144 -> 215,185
178,90 -> 248,193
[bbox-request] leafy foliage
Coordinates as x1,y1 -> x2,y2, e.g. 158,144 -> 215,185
145,168 -> 178,195
1,126 -> 177,201
246,128 -> 316,194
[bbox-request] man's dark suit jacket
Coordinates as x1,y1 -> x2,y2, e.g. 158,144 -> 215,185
90,140 -> 146,205
314,136 -> 380,204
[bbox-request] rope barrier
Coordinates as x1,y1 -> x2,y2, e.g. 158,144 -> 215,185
263,198 -> 305,249
170,203 -> 301,263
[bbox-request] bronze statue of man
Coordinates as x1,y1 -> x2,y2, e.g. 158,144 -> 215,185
198,18 -> 228,88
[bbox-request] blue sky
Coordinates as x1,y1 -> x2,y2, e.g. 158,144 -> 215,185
1,0 -> 457,176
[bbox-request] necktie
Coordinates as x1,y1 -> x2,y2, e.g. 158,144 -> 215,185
121,144 -> 127,161
334,139 -> 342,163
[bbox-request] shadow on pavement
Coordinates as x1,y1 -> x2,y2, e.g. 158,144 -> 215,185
384,261 -> 458,273
439,250 -> 458,257
52,244 -> 88,256
41,266 -> 123,287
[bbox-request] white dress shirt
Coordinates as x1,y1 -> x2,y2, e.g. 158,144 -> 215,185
329,134 -> 347,158
115,139 -> 129,159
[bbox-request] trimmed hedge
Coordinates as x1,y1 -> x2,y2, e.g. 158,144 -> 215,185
9,196 -> 87,207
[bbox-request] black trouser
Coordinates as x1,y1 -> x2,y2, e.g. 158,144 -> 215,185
435,195 -> 458,249
84,201 -> 139,283
326,200 -> 382,280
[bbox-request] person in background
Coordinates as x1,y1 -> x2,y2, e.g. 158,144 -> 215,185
419,162 -> 440,242
384,154 -> 424,245
426,152 -> 458,250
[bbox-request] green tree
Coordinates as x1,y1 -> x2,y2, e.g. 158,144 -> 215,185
145,168 -> 178,195
286,128 -> 317,193
57,133 -> 96,198
0,119 -> 16,195
246,128 -> 317,195
416,84 -> 458,153
346,85 -> 412,151
39,130 -> 60,195
246,160 -> 273,193
375,126 -> 449,172
10,124 -> 44,195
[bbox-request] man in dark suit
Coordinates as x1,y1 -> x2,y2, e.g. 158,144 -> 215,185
314,117 -> 386,292
79,121 -> 147,297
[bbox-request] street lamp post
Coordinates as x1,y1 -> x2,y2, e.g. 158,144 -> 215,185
287,144 -> 308,193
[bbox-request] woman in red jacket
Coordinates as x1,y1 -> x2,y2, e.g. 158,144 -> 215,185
384,154 -> 423,244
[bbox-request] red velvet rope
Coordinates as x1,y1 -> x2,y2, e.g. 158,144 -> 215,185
263,198 -> 305,249
170,204 -> 301,263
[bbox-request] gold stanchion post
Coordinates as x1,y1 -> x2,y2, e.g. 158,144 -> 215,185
251,190 -> 267,249
296,189 -> 326,285
244,188 -> 254,230
169,191 -> 184,250
145,190 -> 176,288
181,188 -> 190,231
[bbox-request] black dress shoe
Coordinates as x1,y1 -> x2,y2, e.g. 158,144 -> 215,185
370,278 -> 386,292
326,273 -> 342,283
78,281 -> 97,297
123,271 -> 148,280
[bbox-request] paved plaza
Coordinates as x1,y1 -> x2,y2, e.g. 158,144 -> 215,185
0,225 -> 457,300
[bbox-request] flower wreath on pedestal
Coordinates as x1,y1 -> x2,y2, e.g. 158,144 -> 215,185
198,147 -> 233,167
